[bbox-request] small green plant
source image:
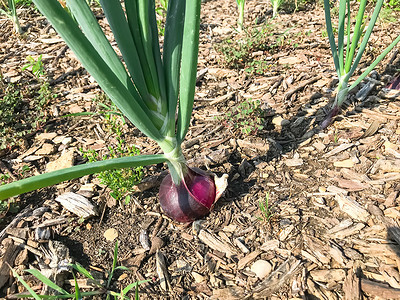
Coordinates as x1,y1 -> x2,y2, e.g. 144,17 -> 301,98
0,0 -> 22,34
217,25 -> 272,69
22,54 -> 57,124
80,98 -> 143,203
0,84 -> 27,150
82,145 -> 143,203
257,193 -> 274,222
222,99 -> 264,135
22,55 -> 45,78
245,60 -> 273,74
11,241 -> 149,299
217,24 -> 291,72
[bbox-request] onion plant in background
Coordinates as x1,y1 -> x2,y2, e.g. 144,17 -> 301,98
0,0 -> 22,34
236,0 -> 245,31
0,0 -> 227,223
321,0 -> 400,129
271,0 -> 283,18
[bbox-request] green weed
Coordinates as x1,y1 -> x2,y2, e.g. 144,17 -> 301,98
22,55 -> 45,77
220,98 -> 264,135
216,23 -> 291,74
257,193 -> 274,222
10,241 -> 150,299
80,96 -> 143,203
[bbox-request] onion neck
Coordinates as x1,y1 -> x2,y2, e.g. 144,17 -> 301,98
159,137 -> 187,185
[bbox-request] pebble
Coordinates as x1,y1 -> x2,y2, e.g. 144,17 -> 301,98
251,260 -> 272,279
272,116 -> 290,127
62,137 -> 73,145
104,228 -> 118,241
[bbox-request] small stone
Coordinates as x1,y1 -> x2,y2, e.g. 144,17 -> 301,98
36,143 -> 56,155
104,228 -> 118,241
272,116 -> 289,127
251,260 -> 272,279
192,271 -> 206,283
334,159 -> 354,168
62,137 -> 73,145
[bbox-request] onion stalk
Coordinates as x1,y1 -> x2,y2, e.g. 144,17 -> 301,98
321,0 -> 400,129
236,0 -> 245,32
0,0 -> 22,34
0,0 -> 226,222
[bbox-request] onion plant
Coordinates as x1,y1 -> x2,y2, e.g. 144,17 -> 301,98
0,0 -> 22,34
271,0 -> 283,18
236,0 -> 245,31
0,0 -> 225,223
321,0 -> 400,129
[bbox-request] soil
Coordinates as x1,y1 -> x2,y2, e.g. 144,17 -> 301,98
1,0 -> 400,299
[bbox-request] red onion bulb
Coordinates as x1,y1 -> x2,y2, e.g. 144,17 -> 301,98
159,167 -> 224,223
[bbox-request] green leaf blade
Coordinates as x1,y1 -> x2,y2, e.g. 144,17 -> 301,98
32,0 -> 163,142
0,155 -> 167,201
176,0 -> 201,144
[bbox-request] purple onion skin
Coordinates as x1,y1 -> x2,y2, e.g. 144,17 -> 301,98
159,167 -> 216,223
320,106 -> 340,130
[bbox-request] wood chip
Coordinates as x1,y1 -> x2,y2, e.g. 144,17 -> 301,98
252,256 -> 302,298
343,268 -> 361,300
211,287 -> 244,300
310,269 -> 346,283
331,223 -> 365,239
156,250 -> 171,291
0,239 -> 19,289
334,159 -> 355,168
370,159 -> 400,174
198,229 -> 239,258
237,250 -> 261,270
55,192 -> 98,219
337,178 -> 369,191
335,194 -> 369,222
323,144 -> 354,158
361,278 -> 400,298
260,239 -> 280,251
